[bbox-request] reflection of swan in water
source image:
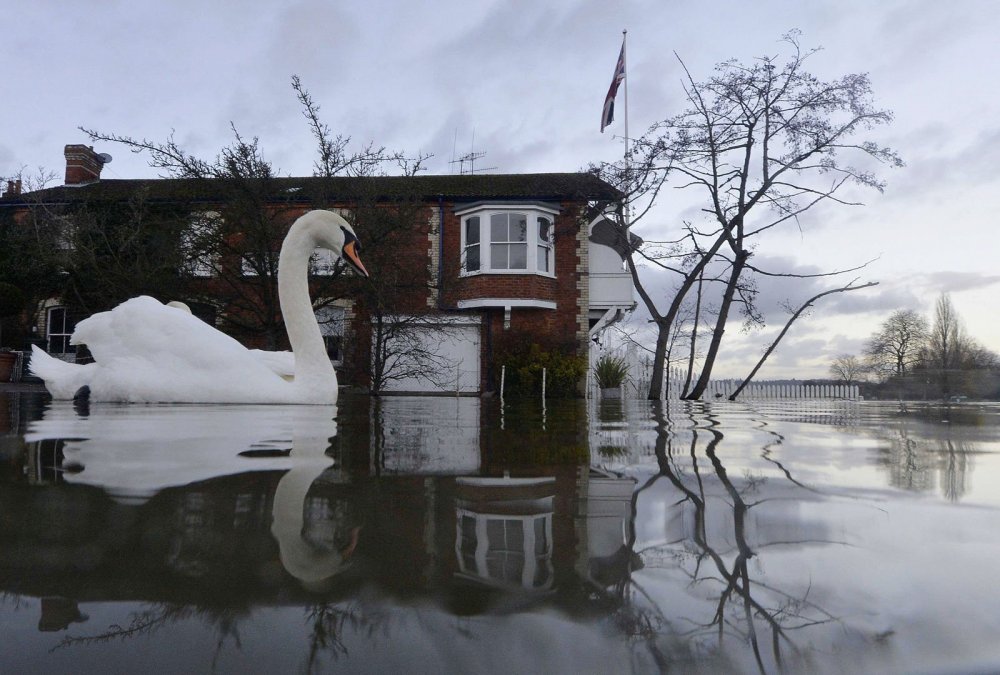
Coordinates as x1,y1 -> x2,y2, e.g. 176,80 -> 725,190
30,210 -> 368,404
25,403 -> 355,586
271,439 -> 359,591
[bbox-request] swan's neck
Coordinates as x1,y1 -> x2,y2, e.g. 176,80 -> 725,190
278,223 -> 337,396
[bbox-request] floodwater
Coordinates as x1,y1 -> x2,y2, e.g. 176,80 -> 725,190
2,393 -> 1000,674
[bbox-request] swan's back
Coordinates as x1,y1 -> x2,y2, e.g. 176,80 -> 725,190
67,296 -> 303,403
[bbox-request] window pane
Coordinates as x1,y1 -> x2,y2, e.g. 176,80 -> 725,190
534,518 -> 548,555
465,216 -> 480,245
490,213 -> 507,242
512,214 -> 527,241
50,308 -> 66,333
537,245 -> 549,272
323,336 -> 342,362
315,306 -> 345,337
466,244 -> 480,272
491,243 -> 508,269
509,243 -> 527,269
538,217 -> 551,242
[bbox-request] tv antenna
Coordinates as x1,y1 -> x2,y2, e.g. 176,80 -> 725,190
448,129 -> 497,175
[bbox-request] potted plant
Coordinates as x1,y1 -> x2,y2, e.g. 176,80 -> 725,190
594,354 -> 628,398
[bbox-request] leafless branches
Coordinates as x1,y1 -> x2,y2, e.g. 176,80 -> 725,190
590,32 -> 898,398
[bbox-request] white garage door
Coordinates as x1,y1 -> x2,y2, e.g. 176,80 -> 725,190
380,317 -> 481,394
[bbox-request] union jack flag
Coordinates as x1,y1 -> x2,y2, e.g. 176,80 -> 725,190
601,41 -> 626,133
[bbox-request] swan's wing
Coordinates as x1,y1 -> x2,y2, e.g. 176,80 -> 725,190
74,296 -> 256,370
250,349 -> 296,378
71,296 -> 287,401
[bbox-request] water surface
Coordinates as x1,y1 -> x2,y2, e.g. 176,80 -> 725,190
2,393 -> 999,674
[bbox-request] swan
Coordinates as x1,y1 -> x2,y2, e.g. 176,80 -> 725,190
30,210 -> 369,404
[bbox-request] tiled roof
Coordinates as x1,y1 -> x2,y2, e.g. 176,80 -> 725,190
2,173 -> 620,205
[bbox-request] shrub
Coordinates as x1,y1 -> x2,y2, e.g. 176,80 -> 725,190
496,342 -> 587,398
594,354 -> 628,389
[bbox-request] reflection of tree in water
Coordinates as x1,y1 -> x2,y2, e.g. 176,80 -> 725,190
54,603 -> 246,671
597,403 -> 841,674
303,600 -> 388,671
877,423 -> 974,502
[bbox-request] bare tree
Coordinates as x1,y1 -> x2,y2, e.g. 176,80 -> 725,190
592,32 -> 900,399
864,308 -> 928,380
927,293 -> 964,370
829,354 -> 865,385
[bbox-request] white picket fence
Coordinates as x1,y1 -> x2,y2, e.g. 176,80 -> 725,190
589,345 -> 860,401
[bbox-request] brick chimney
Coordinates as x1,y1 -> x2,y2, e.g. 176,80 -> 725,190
2,179 -> 21,198
64,144 -> 108,185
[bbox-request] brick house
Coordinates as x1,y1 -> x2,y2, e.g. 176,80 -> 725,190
1,145 -> 635,395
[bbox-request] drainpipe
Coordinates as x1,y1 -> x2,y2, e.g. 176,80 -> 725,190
437,194 -> 445,310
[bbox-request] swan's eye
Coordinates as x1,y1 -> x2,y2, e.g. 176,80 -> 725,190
341,226 -> 361,251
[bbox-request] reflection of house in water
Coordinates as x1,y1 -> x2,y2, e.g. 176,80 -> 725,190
451,468 -> 638,595
370,398 -> 481,475
455,476 -> 555,593
575,469 -> 637,588
2,396 -> 644,626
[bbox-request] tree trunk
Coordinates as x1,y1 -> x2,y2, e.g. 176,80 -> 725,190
681,273 -> 704,398
647,325 -> 671,400
685,255 -> 746,399
644,235 -> 730,400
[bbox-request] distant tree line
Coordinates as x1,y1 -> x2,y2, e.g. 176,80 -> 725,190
828,293 -> 1000,400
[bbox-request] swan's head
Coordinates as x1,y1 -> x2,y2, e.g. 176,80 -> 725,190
310,211 -> 370,278
337,222 -> 369,279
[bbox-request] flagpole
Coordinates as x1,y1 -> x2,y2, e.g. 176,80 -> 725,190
622,29 -> 631,232
622,29 -> 629,163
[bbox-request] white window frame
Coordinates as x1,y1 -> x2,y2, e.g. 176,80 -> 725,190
46,306 -> 76,354
457,204 -> 559,278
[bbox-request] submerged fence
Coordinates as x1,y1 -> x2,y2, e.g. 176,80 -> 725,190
590,346 -> 860,401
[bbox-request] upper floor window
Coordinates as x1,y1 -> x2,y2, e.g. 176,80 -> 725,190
181,211 -> 220,278
458,204 -> 559,277
315,304 -> 345,364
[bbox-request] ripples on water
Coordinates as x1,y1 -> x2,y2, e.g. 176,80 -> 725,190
2,393 -> 1000,674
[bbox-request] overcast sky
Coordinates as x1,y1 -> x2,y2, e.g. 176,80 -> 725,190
3,0 -> 998,379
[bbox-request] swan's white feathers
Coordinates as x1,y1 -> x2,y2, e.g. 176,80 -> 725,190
62,296 -> 289,403
250,349 -> 296,379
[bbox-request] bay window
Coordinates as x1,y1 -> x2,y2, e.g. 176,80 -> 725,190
458,204 -> 558,276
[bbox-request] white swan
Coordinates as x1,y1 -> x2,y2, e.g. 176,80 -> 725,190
30,210 -> 369,404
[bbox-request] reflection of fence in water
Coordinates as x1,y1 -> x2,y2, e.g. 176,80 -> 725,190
588,398 -> 865,464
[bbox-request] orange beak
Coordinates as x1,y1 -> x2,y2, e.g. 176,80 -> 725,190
342,240 -> 369,278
